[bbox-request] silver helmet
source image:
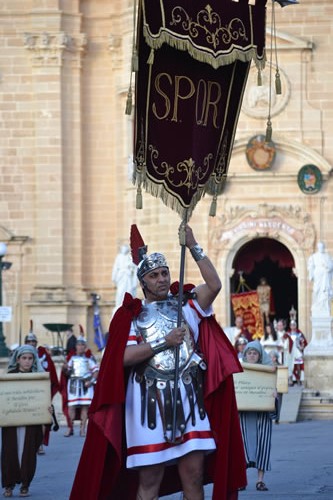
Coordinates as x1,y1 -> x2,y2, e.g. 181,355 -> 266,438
25,332 -> 37,343
137,252 -> 169,282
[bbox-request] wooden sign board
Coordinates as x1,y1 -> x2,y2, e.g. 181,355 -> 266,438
233,362 -> 277,411
0,372 -> 52,427
277,365 -> 289,394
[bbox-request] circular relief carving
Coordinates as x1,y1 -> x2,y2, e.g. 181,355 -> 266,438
242,63 -> 290,119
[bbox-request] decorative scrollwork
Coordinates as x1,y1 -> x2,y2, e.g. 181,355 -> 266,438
148,145 -> 212,194
170,4 -> 248,50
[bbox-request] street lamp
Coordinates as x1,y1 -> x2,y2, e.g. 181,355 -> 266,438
0,242 -> 12,357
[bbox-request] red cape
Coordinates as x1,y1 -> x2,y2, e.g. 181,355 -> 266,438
38,346 -> 59,399
37,346 -> 60,446
70,293 -> 246,500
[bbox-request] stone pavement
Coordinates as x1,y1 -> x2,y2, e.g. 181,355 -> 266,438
1,420 -> 332,499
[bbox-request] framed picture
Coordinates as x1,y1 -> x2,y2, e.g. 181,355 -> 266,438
297,164 -> 322,194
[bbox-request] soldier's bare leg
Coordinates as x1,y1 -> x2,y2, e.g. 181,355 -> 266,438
178,450 -> 204,500
137,463 -> 165,500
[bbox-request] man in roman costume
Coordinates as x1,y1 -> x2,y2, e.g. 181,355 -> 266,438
288,320 -> 307,385
70,225 -> 246,500
62,337 -> 98,437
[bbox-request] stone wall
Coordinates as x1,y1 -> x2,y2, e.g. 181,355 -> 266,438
0,0 -> 332,355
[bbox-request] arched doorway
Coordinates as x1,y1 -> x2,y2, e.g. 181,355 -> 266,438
230,238 -> 297,324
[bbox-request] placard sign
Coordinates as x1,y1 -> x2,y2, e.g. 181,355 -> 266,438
0,372 -> 52,426
0,306 -> 12,322
233,362 -> 277,411
277,365 -> 289,394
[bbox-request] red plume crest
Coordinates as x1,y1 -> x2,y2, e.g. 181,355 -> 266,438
130,224 -> 147,265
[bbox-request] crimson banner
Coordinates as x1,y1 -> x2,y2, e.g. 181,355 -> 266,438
134,0 -> 267,218
231,291 -> 264,340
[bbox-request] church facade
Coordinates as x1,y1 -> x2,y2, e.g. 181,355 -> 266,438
0,0 -> 332,396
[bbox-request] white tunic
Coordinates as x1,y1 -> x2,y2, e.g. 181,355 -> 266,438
67,355 -> 98,406
125,298 -> 216,468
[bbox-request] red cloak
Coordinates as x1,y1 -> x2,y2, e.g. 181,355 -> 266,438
37,346 -> 60,446
70,293 -> 246,499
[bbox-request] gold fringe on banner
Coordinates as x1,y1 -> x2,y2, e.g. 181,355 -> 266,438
142,27 -> 266,71
139,175 -> 206,220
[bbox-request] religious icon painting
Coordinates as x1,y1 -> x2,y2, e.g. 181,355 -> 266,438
245,134 -> 276,171
297,164 -> 322,194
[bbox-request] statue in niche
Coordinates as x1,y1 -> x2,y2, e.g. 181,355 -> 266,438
308,241 -> 333,317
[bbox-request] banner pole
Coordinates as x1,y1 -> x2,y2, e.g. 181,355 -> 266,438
171,219 -> 187,443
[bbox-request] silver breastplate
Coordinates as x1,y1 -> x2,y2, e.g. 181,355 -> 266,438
133,297 -> 195,374
71,356 -> 90,378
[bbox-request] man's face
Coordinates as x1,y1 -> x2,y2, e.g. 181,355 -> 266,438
26,339 -> 37,349
276,321 -> 285,332
76,343 -> 86,354
142,267 -> 170,302
235,316 -> 243,329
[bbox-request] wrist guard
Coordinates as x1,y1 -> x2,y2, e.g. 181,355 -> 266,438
190,244 -> 206,262
150,337 -> 168,355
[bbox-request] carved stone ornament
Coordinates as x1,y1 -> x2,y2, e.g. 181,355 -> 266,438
23,32 -> 87,67
242,63 -> 290,119
211,203 -> 315,251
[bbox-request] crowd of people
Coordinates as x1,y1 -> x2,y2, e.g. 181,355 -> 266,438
224,312 -> 308,492
226,313 -> 308,387
1,327 -> 100,498
1,228 -> 312,499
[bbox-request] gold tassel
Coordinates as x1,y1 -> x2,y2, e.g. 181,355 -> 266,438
265,120 -> 272,143
136,186 -> 143,209
257,68 -> 263,86
132,51 -> 139,72
125,87 -> 132,115
209,195 -> 217,217
275,70 -> 282,95
147,48 -> 155,65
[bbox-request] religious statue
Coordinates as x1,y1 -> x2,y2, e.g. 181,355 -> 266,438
308,241 -> 333,317
256,277 -> 273,326
112,244 -> 137,310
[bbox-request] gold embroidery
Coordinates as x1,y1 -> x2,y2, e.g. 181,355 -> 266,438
148,145 -> 213,194
170,5 -> 248,50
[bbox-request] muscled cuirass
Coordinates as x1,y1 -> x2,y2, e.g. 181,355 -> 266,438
133,297 -> 195,374
71,356 -> 90,378
133,297 -> 207,438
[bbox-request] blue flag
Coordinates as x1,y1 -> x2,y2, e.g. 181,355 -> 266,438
93,310 -> 105,350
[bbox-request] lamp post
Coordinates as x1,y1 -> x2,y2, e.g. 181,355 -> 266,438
0,242 -> 12,357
